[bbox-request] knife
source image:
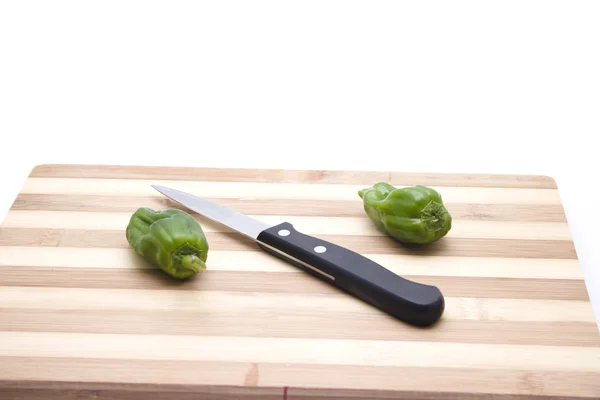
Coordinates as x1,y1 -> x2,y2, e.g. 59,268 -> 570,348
152,185 -> 445,327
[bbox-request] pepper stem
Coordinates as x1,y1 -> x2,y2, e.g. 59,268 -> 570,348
181,255 -> 207,274
420,201 -> 449,232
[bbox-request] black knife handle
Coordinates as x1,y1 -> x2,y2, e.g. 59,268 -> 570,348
256,222 -> 445,327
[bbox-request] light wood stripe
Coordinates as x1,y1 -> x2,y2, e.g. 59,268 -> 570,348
2,358 -> 599,399
0,267 -> 589,300
2,210 -> 574,241
0,247 -> 584,280
0,228 -> 578,259
1,332 -> 598,371
0,287 -> 595,323
1,309 -> 598,347
30,164 -> 559,189
21,178 -> 563,204
11,194 -> 569,222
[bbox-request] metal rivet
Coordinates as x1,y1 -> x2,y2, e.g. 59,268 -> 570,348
278,229 -> 291,237
314,245 -> 327,253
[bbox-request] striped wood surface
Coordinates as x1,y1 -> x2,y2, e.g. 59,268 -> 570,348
0,164 -> 598,399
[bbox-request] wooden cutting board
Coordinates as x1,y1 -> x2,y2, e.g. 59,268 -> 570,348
0,164 -> 599,399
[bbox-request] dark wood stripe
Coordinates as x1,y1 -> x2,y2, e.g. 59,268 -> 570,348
1,358 -> 599,399
0,228 -> 578,259
30,164 -> 558,189
0,387 -> 278,400
287,385 -> 599,400
0,370 -> 279,400
11,193 -> 567,222
0,267 -> 589,300
1,309 -> 598,347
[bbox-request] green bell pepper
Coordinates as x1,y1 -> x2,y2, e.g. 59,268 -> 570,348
126,207 -> 209,279
358,183 -> 452,244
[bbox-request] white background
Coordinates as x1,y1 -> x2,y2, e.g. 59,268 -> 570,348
1,1 -> 599,327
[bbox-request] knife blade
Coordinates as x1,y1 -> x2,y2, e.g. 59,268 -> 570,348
152,184 -> 445,327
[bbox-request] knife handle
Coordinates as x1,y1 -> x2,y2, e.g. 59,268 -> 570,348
256,222 -> 445,327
